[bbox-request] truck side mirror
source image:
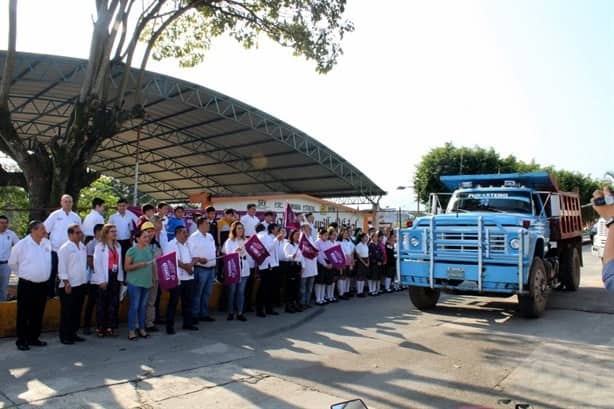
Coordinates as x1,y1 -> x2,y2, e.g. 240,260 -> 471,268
550,194 -> 561,217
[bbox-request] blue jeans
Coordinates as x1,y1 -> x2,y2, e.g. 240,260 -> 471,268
0,264 -> 10,301
192,266 -> 216,318
127,284 -> 150,332
300,276 -> 315,305
227,276 -> 249,314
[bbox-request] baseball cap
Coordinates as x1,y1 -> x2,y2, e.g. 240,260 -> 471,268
141,221 -> 155,231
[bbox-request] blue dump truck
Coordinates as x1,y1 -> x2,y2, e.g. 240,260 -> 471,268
398,172 -> 583,317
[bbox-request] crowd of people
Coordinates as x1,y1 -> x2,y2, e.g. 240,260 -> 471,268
5,195 -> 402,351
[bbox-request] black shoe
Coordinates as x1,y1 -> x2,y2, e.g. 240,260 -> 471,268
201,316 -> 215,322
227,313 -> 234,321
60,338 -> 75,345
237,314 -> 247,321
192,317 -> 199,326
244,305 -> 254,313
266,310 -> 279,316
256,311 -> 266,318
146,326 -> 159,332
154,319 -> 166,325
357,293 -> 366,298
17,343 -> 29,351
166,328 -> 176,335
182,325 -> 199,331
30,340 -> 47,347
302,304 -> 312,309
285,305 -> 296,313
73,335 -> 86,342
83,327 -> 92,335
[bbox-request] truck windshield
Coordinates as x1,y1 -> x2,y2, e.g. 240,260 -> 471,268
447,190 -> 533,214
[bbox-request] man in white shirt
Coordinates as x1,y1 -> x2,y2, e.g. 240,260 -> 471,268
43,194 -> 81,298
256,223 -> 281,317
82,198 -> 105,243
187,217 -> 217,323
240,204 -> 260,237
262,211 -> 275,231
58,224 -> 88,345
0,215 -> 19,301
108,198 -> 138,260
9,220 -> 52,351
166,226 -> 199,334
305,212 -> 317,241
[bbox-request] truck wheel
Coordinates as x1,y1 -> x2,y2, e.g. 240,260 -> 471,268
560,247 -> 581,291
409,286 -> 440,310
518,257 -> 549,318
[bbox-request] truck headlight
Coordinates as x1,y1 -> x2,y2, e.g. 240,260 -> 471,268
410,237 -> 420,247
510,238 -> 520,249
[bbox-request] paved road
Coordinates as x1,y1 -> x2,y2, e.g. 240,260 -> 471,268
0,245 -> 612,409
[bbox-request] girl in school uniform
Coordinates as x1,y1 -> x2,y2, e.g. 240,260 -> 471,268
314,228 -> 333,305
299,223 -> 318,308
222,222 -> 251,322
385,231 -> 398,293
354,233 -> 369,297
326,229 -> 340,303
282,230 -> 303,313
339,229 -> 355,300
368,231 -> 385,296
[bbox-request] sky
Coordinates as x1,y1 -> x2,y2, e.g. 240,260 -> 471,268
1,0 -> 612,210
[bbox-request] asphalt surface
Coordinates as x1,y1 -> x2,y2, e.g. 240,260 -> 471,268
0,245 -> 612,409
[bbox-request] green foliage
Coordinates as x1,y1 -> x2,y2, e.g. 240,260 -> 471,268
148,0 -> 354,73
0,186 -> 29,237
413,143 -> 601,220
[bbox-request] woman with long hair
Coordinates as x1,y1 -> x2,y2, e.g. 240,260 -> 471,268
222,221 -> 251,322
354,233 -> 369,297
92,224 -> 124,338
339,229 -> 355,300
282,230 -> 303,313
124,229 -> 156,340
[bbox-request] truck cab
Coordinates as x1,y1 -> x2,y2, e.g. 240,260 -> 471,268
398,172 -> 583,317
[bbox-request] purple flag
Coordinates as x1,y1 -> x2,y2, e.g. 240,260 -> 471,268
156,251 -> 179,291
325,244 -> 346,269
244,234 -> 270,266
223,253 -> 241,285
283,203 -> 300,231
299,234 -> 319,260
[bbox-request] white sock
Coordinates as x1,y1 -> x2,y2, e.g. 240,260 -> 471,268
330,283 -> 336,299
367,280 -> 372,293
318,284 -> 325,302
314,284 -> 320,302
384,278 -> 391,290
337,280 -> 344,295
357,280 -> 364,294
342,279 -> 348,295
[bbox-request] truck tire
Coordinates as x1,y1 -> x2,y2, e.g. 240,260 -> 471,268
560,247 -> 581,291
409,286 -> 441,310
518,257 -> 549,318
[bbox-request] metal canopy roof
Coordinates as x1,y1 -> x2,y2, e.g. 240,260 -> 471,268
1,52 -> 385,202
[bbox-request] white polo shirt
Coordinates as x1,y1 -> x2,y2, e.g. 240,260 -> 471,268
82,210 -> 105,237
8,235 -> 52,282
168,238 -> 194,281
0,229 -> 19,261
44,209 -> 82,251
240,214 -> 260,237
257,231 -> 279,269
187,231 -> 216,268
58,240 -> 88,287
108,210 -> 138,240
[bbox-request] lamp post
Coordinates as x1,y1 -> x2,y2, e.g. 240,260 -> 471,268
396,185 -> 420,214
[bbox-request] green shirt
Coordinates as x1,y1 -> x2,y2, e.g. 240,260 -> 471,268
126,245 -> 154,288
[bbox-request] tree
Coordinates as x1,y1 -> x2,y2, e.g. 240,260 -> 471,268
0,0 -> 353,219
0,186 -> 29,237
413,143 -> 600,220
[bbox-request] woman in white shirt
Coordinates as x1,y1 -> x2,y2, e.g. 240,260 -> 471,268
339,229 -> 355,300
282,230 -> 303,313
299,223 -> 318,308
222,222 -> 251,322
314,229 -> 333,305
354,233 -> 370,298
92,224 -> 124,337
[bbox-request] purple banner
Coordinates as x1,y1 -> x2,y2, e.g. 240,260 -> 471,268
324,244 -> 346,269
283,203 -> 301,231
244,234 -> 270,266
299,234 -> 319,260
156,251 -> 179,291
223,253 -> 241,285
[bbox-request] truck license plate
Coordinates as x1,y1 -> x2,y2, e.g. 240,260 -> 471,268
447,268 -> 465,280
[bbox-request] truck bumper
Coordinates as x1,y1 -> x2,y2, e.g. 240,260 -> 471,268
400,259 -> 526,294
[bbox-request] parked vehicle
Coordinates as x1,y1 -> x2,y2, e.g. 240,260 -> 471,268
398,172 -> 584,317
